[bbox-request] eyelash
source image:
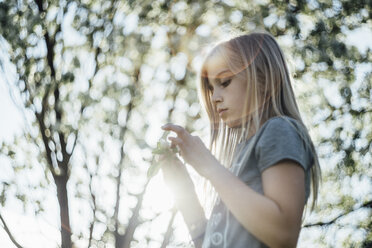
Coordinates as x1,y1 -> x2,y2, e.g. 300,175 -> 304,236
209,79 -> 231,91
221,79 -> 231,87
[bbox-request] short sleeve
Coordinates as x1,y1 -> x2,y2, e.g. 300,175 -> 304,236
255,117 -> 312,173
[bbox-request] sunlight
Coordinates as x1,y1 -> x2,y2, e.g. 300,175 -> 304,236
144,174 -> 174,212
142,173 -> 193,245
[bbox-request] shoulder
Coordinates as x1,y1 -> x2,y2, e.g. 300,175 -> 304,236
254,116 -> 314,171
262,115 -> 301,130
256,116 -> 304,140
254,115 -> 311,156
236,116 -> 307,154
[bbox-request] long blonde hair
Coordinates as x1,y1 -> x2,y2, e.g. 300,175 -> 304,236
197,32 -> 322,222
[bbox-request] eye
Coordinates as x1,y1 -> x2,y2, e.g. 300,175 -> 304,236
221,79 -> 231,88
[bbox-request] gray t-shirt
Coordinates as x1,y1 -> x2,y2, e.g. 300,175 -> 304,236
202,116 -> 314,248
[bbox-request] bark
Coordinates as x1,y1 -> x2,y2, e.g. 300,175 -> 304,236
54,175 -> 72,248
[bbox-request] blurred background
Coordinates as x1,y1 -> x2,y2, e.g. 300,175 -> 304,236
0,0 -> 371,247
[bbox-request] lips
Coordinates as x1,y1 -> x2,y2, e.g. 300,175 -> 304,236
218,108 -> 227,114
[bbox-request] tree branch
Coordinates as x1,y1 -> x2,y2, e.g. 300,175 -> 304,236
69,130 -> 79,158
114,69 -> 140,248
35,109 -> 57,175
0,213 -> 23,248
160,208 -> 177,248
88,171 -> 97,248
120,180 -> 150,248
304,200 -> 372,228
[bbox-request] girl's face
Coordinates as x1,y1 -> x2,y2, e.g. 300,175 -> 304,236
205,53 -> 250,128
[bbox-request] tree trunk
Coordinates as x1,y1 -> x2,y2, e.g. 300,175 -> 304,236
55,175 -> 72,248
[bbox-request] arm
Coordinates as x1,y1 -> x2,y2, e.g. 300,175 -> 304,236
205,157 -> 305,248
160,157 -> 207,248
174,192 -> 207,248
161,123 -> 305,247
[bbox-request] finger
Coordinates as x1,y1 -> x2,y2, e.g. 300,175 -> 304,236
161,123 -> 189,139
168,136 -> 183,147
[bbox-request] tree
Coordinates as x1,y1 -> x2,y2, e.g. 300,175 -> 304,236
0,0 -> 371,247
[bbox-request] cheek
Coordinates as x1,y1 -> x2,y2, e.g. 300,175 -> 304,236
235,90 -> 249,116
237,90 -> 247,108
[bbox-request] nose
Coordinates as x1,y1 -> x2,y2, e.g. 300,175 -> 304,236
212,89 -> 222,103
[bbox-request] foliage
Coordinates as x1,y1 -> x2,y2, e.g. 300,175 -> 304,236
148,132 -> 179,180
0,0 -> 370,247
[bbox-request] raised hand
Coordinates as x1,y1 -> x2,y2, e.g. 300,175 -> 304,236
148,132 -> 195,198
161,123 -> 217,178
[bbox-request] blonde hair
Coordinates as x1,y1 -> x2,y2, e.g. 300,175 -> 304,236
197,32 -> 322,223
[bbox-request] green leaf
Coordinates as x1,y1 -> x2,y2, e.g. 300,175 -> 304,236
147,131 -> 180,180
147,162 -> 161,180
8,150 -> 15,157
73,57 -> 80,68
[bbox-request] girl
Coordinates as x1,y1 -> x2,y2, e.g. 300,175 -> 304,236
160,32 -> 322,248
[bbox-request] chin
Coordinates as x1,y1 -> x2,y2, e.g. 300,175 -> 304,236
225,118 -> 242,128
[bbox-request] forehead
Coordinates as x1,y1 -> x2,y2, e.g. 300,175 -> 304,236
204,53 -> 234,80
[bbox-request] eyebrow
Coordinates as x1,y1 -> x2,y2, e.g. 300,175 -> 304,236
207,70 -> 231,89
216,70 -> 230,78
